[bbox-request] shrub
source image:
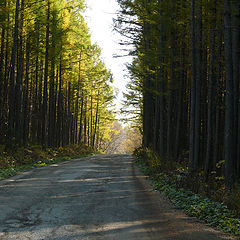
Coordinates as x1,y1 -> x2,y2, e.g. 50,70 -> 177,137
0,144 -> 93,180
134,148 -> 240,237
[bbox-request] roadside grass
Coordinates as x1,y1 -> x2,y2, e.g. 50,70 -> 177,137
0,144 -> 95,180
134,148 -> 240,238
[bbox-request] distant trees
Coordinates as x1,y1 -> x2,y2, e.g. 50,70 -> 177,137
0,0 -> 114,151
116,0 -> 240,189
98,121 -> 142,154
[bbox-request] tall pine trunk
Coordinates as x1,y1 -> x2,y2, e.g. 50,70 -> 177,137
205,2 -> 216,179
189,0 -> 196,169
78,92 -> 84,144
175,38 -> 186,159
8,0 -> 20,146
92,92 -> 99,148
193,0 -> 202,171
37,59 -> 43,143
67,81 -> 71,145
32,23 -> 40,142
167,29 -> 175,159
84,97 -> 87,145
42,1 -> 50,148
143,0 -> 153,148
48,53 -> 56,146
224,0 -> 234,189
232,1 -> 240,179
158,0 -> 165,158
57,59 -> 63,147
15,0 -> 25,144
0,0 -> 6,134
22,37 -> 30,146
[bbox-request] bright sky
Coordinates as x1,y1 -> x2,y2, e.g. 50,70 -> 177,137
84,0 -> 132,116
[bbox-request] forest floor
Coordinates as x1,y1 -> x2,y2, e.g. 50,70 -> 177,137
0,144 -> 93,180
0,154 -> 237,240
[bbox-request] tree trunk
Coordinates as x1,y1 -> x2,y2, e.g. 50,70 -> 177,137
189,0 -> 196,170
90,95 -> 93,146
67,81 -> 71,145
48,53 -> 55,147
0,0 -> 6,133
32,23 -> 40,142
37,59 -> 43,143
205,1 -> 216,179
84,97 -> 87,145
193,0 -> 202,172
224,0 -> 234,189
42,1 -> 50,148
74,60 -> 81,144
143,0 -> 154,148
92,92 -> 99,148
0,2 -> 6,143
175,38 -> 185,159
87,117 -> 90,146
3,10 -> 10,135
15,0 -> 25,144
57,59 -> 63,147
232,1 -> 240,179
78,91 -> 84,144
22,37 -> 30,146
158,0 -> 165,158
8,0 -> 20,146
167,29 -> 175,159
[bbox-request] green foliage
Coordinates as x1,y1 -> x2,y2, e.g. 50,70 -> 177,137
134,148 -> 240,237
0,0 -> 116,150
0,144 -> 93,180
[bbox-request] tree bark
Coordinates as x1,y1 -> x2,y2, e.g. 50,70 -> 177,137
37,59 -> 43,143
205,1 -> 216,179
157,0 -> 165,158
84,97 -> 87,145
15,0 -> 25,144
189,0 -> 196,169
143,0 -> 154,148
22,37 -> 30,146
32,23 -> 40,142
175,38 -> 185,160
48,51 -> 56,147
78,91 -> 84,144
0,3 -> 6,143
232,0 -> 240,179
8,0 -> 20,146
92,92 -> 99,148
42,0 -> 50,148
67,81 -> 71,145
57,58 -> 63,147
0,0 -> 6,132
167,29 -> 175,159
224,0 -> 234,189
193,0 -> 202,171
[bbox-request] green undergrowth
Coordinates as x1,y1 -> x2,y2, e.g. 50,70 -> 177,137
134,148 -> 240,238
0,144 -> 95,180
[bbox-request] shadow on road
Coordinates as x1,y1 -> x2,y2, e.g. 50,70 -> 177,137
0,155 -> 232,240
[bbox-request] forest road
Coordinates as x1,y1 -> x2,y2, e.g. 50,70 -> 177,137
0,154 -> 235,240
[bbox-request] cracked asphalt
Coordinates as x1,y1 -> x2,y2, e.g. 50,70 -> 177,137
0,154 -> 236,240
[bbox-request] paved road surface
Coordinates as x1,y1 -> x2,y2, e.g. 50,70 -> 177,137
0,154 -> 235,240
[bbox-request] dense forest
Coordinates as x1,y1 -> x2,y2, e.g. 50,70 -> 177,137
116,0 -> 240,190
1,0 -> 240,192
0,0 -> 116,151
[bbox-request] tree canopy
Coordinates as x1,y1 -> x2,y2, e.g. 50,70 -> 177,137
116,0 -> 240,190
0,0 -> 115,151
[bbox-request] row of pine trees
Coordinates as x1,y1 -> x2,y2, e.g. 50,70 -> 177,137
117,0 -> 240,189
0,0 -> 114,150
